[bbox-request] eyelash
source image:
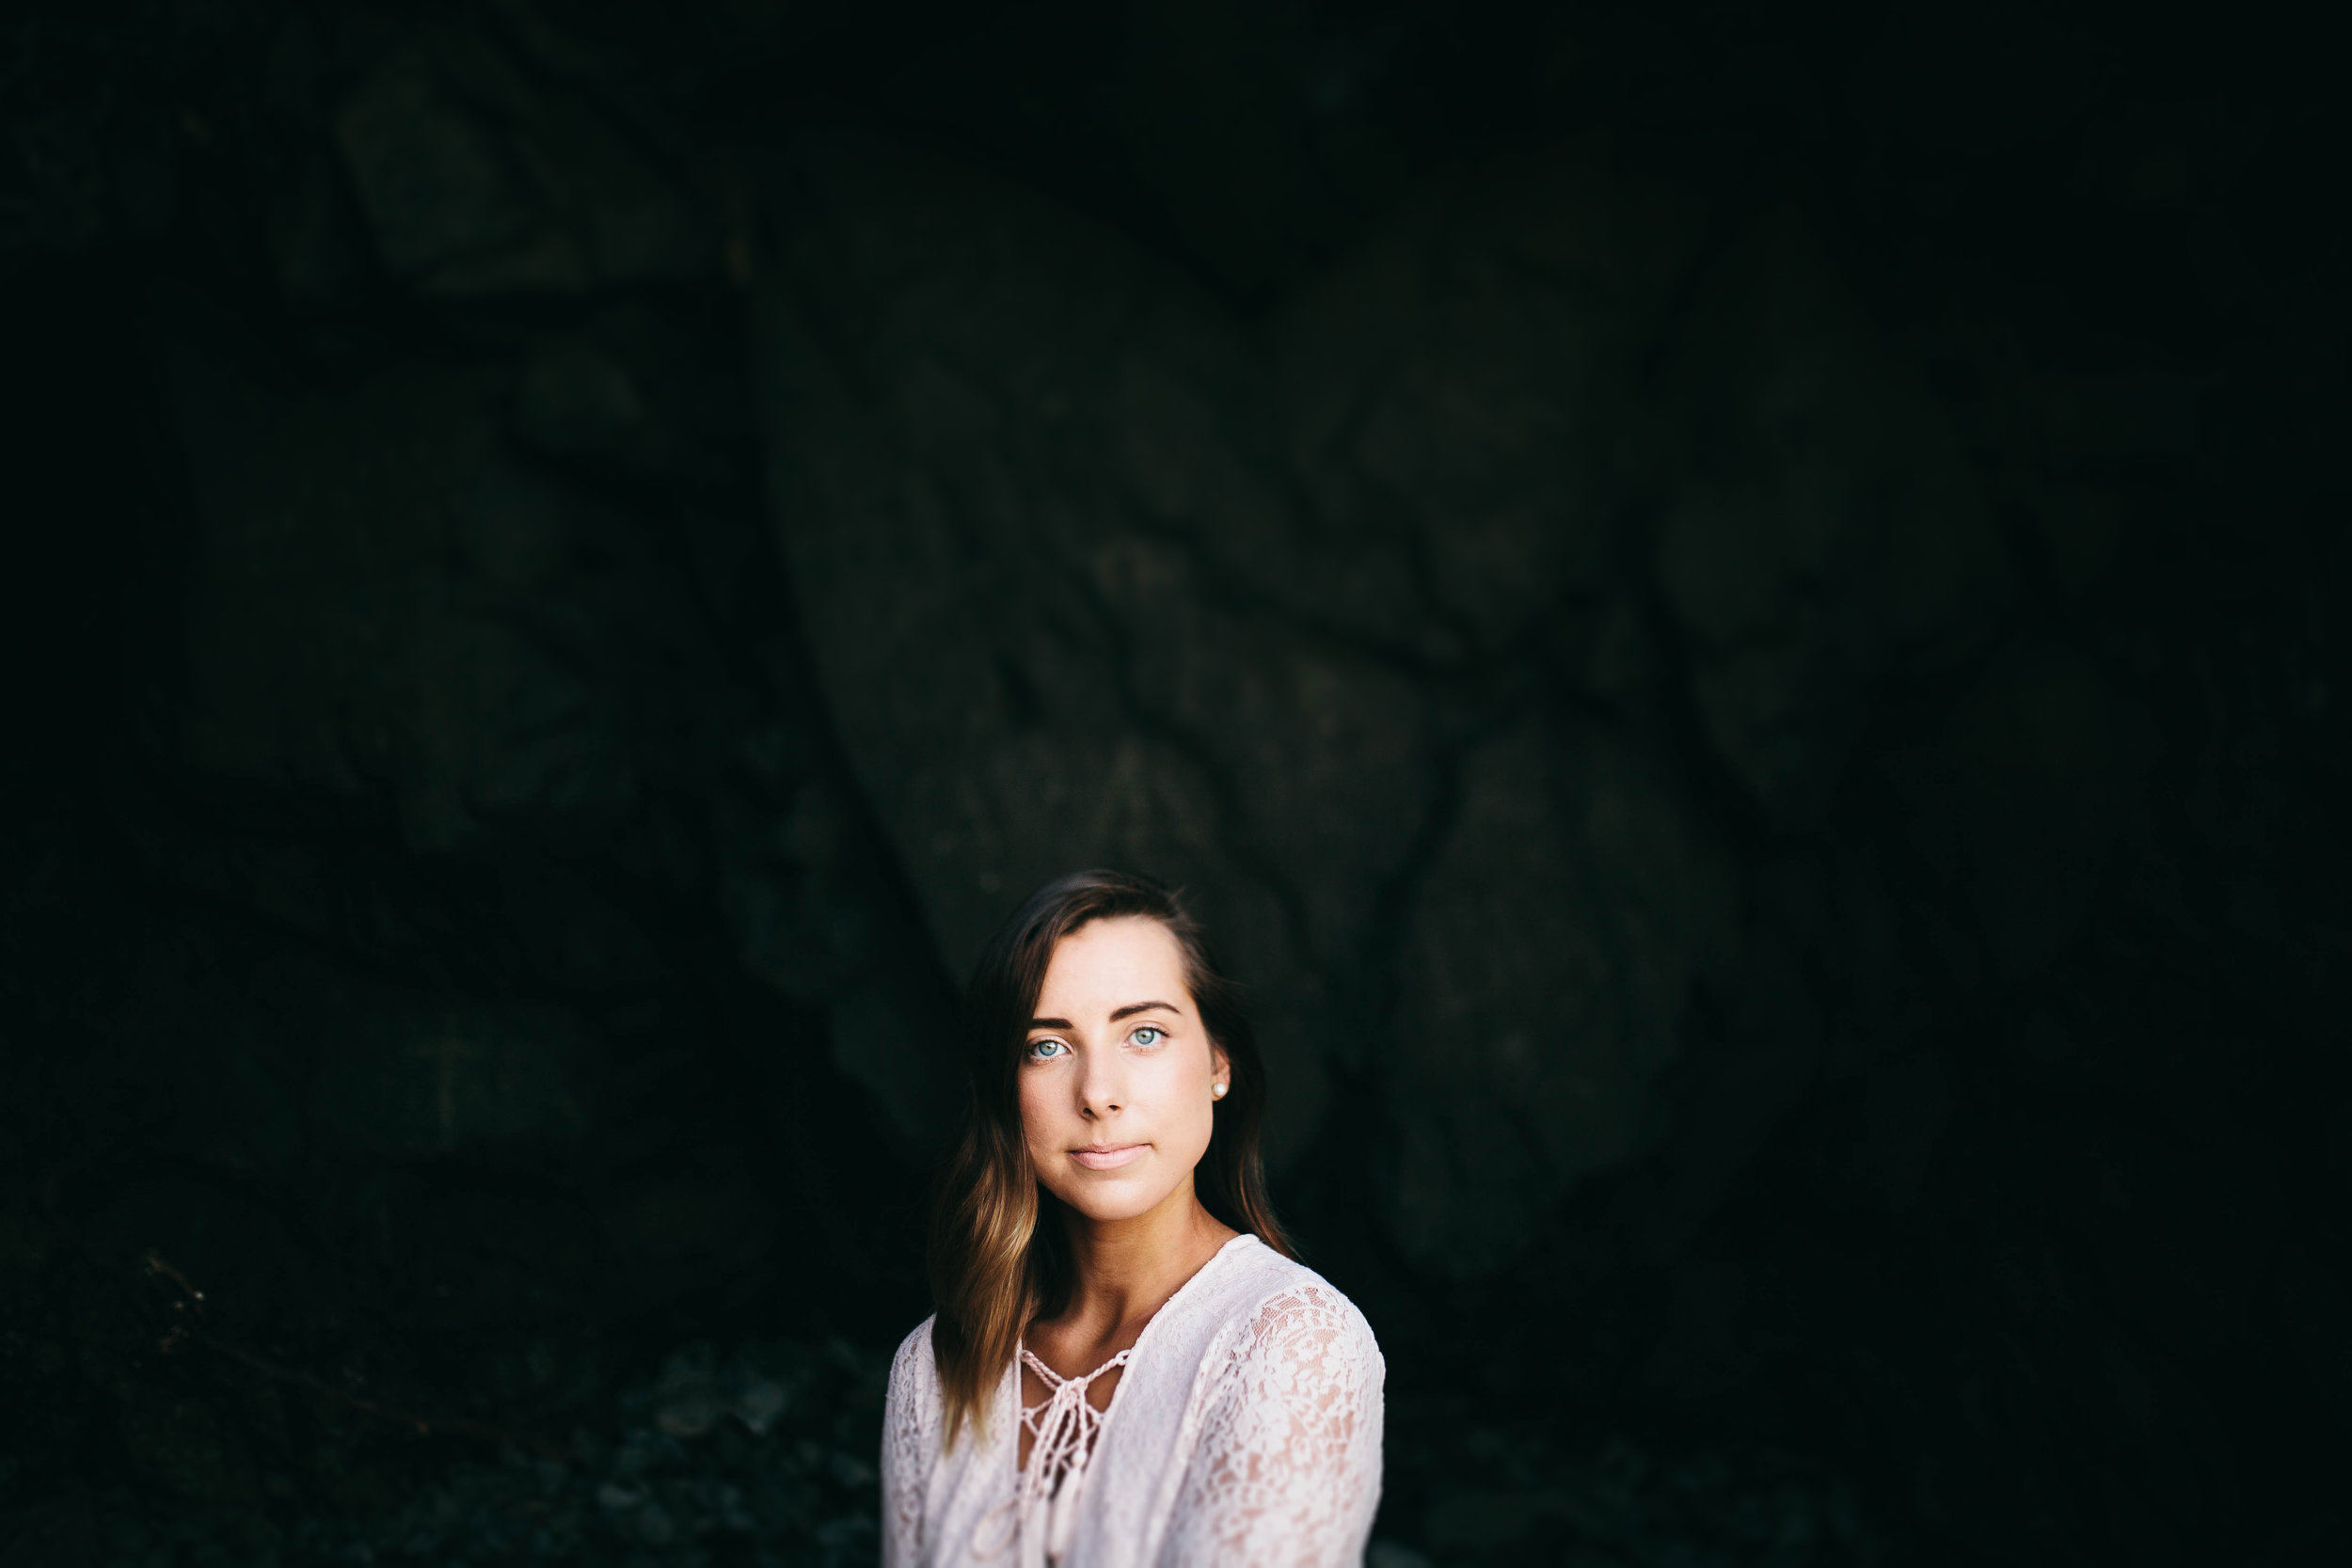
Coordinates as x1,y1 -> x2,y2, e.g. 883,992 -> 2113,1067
1025,1024 -> 1168,1061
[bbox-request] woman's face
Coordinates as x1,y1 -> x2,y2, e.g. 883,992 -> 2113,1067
1020,916 -> 1230,1227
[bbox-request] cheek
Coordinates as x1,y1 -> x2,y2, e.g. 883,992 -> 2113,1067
1148,1053 -> 1217,1154
1017,1074 -> 1060,1148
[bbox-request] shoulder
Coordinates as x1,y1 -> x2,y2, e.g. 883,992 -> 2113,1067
887,1316 -> 939,1406
1222,1247 -> 1382,1377
1184,1248 -> 1383,1480
894,1314 -> 937,1364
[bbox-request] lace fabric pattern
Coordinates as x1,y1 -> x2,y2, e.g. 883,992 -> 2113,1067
880,1236 -> 1384,1568
883,1324 -> 943,1565
1150,1284 -> 1383,1565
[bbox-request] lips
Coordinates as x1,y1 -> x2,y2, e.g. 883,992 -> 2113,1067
1070,1143 -> 1148,1171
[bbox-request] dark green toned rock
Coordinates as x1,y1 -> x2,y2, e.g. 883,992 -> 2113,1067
168,348 -> 629,848
1902,642 -> 2133,978
1389,717 -> 1736,1271
164,332 -> 952,1140
6,7 -> 2328,1560
759,140 -> 1754,1268
335,28 -> 713,297
1652,211 -> 2010,828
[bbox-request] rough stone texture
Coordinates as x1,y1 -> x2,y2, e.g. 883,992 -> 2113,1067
1388,718 -> 1736,1271
757,140 -> 1971,1273
0,253 -> 960,1523
334,26 -> 715,297
171,351 -> 642,850
1926,643 -> 2132,978
1652,212 -> 2010,828
167,325 -> 954,1146
7,4 -> 2347,1564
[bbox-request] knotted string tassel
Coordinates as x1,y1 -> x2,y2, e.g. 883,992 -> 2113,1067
972,1344 -> 1130,1566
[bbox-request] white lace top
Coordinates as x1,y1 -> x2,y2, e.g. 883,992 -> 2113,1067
881,1235 -> 1385,1568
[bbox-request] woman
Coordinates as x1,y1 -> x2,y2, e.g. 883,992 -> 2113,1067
882,870 -> 1384,1567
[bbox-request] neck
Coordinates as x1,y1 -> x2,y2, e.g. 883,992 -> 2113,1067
1056,1177 -> 1236,1335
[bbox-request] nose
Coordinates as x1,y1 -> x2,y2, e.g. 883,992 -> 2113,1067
1076,1047 -> 1125,1120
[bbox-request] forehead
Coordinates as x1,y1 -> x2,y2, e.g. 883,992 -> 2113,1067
1035,917 -> 1192,1014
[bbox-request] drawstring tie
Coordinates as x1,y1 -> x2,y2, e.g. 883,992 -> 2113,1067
972,1344 -> 1131,1563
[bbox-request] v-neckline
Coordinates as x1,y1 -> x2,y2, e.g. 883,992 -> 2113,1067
1003,1231 -> 1257,1465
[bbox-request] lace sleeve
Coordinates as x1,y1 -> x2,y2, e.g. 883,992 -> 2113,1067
1161,1285 -> 1386,1568
881,1321 -> 937,1568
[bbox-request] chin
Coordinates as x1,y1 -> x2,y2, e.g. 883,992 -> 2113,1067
1053,1177 -> 1179,1224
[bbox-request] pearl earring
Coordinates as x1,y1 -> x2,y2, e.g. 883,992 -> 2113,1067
1212,1083 -> 1228,1099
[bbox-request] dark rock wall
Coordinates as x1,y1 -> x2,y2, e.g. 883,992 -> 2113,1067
4,3 -> 2346,1564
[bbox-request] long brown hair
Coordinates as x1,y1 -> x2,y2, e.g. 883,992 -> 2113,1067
926,869 -> 1293,1444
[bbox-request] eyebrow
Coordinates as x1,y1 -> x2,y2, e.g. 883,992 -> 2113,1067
1025,1000 -> 1182,1031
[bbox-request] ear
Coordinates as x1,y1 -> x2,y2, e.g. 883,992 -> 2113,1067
1210,1042 -> 1232,1092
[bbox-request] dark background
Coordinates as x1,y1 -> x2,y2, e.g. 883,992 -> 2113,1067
4,3 -> 2346,1565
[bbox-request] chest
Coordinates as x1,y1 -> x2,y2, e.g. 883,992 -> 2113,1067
1014,1344 -> 1125,1473
923,1326 -> 1232,1568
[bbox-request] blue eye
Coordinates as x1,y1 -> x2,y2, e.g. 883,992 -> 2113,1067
1028,1038 -> 1068,1061
1131,1026 -> 1164,1048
